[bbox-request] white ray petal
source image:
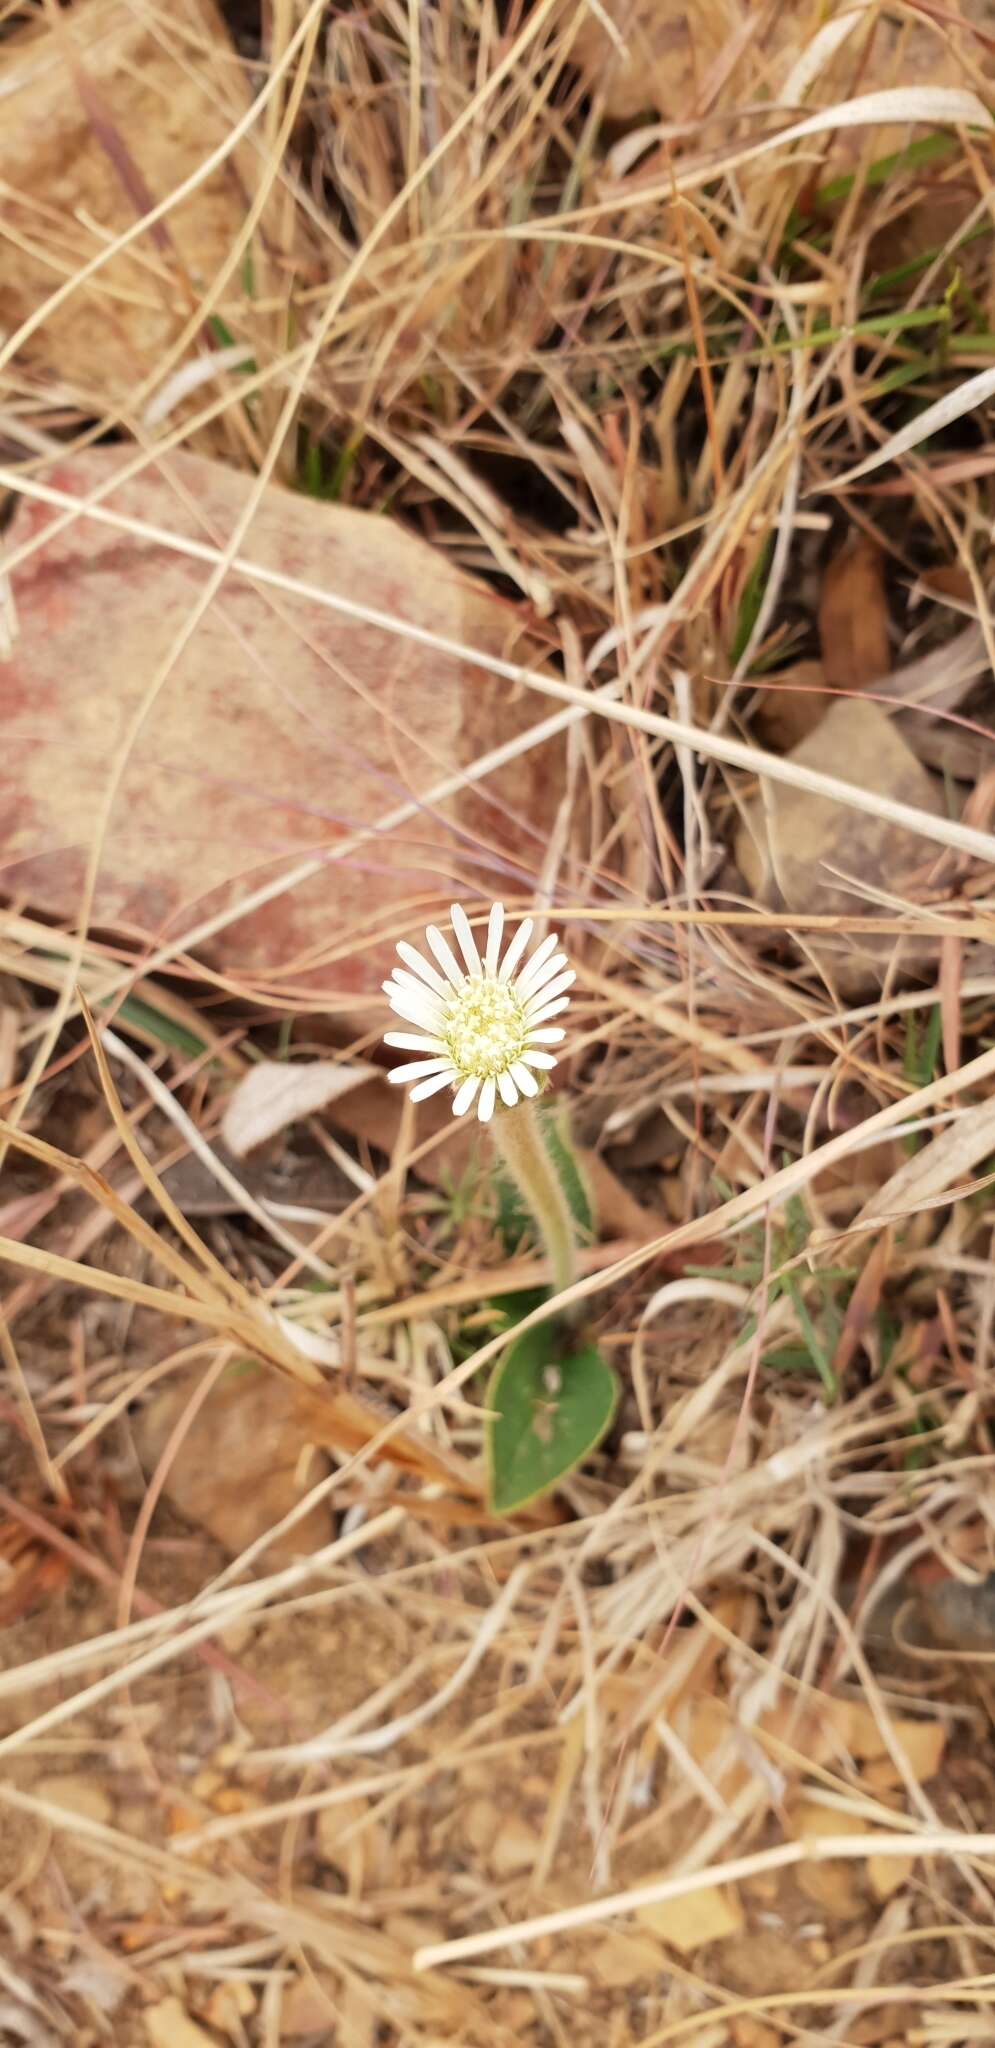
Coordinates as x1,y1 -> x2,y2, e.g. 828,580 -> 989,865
509,1060 -> 539,1097
385,985 -> 445,1030
450,903 -> 481,975
497,1069 -> 519,1107
523,1050 -> 557,1070
452,1075 -> 481,1117
519,951 -> 568,998
384,1030 -> 447,1053
498,916 -> 534,982
388,1057 -> 453,1083
524,970 -> 575,1011
396,940 -> 450,997
478,1076 -> 497,1122
524,997 -> 571,1026
516,933 -> 560,990
527,1026 -> 567,1044
484,901 -> 505,975
388,967 -> 448,1018
426,924 -> 466,986
410,1069 -> 458,1102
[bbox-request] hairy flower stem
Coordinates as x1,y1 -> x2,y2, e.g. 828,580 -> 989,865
491,1099 -> 577,1309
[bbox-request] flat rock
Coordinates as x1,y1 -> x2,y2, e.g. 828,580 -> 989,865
1,447 -> 568,1019
735,698 -> 944,993
136,1360 -> 333,1562
0,0 -> 311,406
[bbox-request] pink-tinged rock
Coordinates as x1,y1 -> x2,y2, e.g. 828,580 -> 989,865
1,450 -> 567,1013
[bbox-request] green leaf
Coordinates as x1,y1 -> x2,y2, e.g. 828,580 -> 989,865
486,1319 -> 619,1514
730,532 -> 773,665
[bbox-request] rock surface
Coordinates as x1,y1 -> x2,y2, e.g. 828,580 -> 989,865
1,448 -> 568,1018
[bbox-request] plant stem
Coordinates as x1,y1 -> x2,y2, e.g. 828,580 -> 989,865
491,1098 -> 577,1306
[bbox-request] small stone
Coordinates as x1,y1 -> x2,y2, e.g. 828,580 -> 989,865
867,1853 -> 909,1902
315,1795 -> 380,1890
792,1804 -> 866,1920
636,1883 -> 744,1955
144,1998 -> 218,2048
489,1815 -> 541,1879
219,1618 -> 255,1655
499,1992 -> 540,2031
33,1774 -> 112,1827
732,2022 -> 782,2048
278,1977 -> 336,2037
205,1983 -> 256,2031
734,698 -> 945,995
191,1770 -> 223,1801
462,1798 -> 500,1853
592,1929 -> 665,1986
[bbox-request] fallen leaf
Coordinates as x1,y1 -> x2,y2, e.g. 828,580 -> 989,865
818,535 -> 891,689
1,448 -> 568,1020
636,1881 -> 744,1954
734,698 -> 944,994
221,1060 -> 374,1159
857,1093 -> 995,1230
0,0 -> 311,405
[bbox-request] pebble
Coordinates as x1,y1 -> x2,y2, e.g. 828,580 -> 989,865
489,1814 -> 541,1878
144,1997 -> 217,2048
32,1774 -> 112,1827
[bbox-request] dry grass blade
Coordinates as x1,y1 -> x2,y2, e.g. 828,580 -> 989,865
5,0 -> 995,2040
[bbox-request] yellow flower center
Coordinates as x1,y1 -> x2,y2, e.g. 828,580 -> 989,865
444,976 -> 527,1081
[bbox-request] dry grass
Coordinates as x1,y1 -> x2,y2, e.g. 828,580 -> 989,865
4,1 -> 995,2042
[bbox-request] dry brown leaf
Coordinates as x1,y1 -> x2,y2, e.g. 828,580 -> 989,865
857,1093 -> 995,1229
818,535 -> 891,689
636,1881 -> 744,1953
221,1060 -> 374,1159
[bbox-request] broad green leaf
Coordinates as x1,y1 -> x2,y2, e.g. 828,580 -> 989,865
486,1321 -> 618,1515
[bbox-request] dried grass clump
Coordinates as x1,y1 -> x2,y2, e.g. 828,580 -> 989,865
4,1 -> 995,2042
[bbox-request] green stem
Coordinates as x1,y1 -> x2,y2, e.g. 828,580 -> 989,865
490,1098 -> 577,1305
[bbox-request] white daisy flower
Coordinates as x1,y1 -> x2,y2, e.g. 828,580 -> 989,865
383,902 -> 574,1123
